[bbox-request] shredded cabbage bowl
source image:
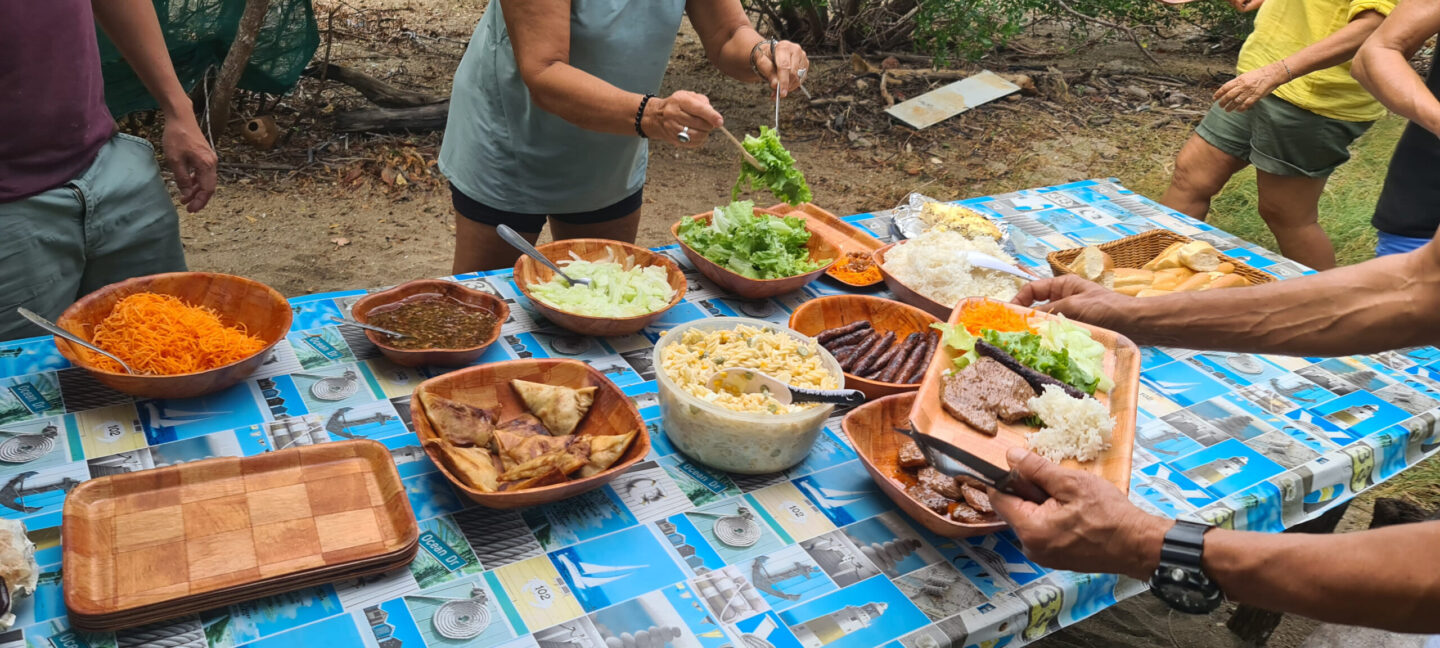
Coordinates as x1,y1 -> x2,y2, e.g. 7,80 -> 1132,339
528,250 -> 676,318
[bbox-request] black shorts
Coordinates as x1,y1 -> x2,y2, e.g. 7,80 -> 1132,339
450,183 -> 643,234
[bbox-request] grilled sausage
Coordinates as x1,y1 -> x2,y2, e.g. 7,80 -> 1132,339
816,321 -> 869,345
897,331 -> 935,384
841,333 -> 882,373
827,327 -> 872,350
860,336 -> 907,379
851,331 -> 896,376
974,339 -> 1088,400
876,333 -> 922,383
903,331 -> 939,384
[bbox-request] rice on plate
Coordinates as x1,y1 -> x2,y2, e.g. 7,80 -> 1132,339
1026,384 -> 1115,462
881,230 -> 1027,307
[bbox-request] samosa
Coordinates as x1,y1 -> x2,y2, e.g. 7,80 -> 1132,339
510,379 -> 596,436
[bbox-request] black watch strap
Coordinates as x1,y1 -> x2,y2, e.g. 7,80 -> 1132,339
1150,520 -> 1222,614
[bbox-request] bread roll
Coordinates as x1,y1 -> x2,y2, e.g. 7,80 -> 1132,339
1150,267 -> 1195,291
1113,268 -> 1154,287
1215,261 -> 1235,274
1146,244 -> 1180,272
1067,247 -> 1115,284
1115,284 -> 1147,297
1175,273 -> 1214,292
1207,274 -> 1249,290
1137,289 -> 1173,298
1177,241 -> 1221,272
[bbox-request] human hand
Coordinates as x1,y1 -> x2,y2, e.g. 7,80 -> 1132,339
1214,63 -> 1288,112
753,40 -> 810,98
643,91 -> 723,147
1226,0 -> 1264,12
990,448 -> 1170,580
1012,275 -> 1126,326
161,110 -> 217,212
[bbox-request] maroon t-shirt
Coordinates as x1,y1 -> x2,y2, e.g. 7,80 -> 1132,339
0,0 -> 117,202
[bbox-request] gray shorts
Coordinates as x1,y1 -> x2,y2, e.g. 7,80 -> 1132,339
0,133 -> 186,341
1196,95 -> 1373,178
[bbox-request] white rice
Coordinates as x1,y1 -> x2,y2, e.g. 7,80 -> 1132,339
1026,385 -> 1114,462
882,230 -> 1026,307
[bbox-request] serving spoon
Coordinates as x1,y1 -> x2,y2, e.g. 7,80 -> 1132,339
708,368 -> 865,406
716,125 -> 766,171
962,251 -> 1037,281
17,307 -> 142,375
496,224 -> 591,287
327,316 -> 409,339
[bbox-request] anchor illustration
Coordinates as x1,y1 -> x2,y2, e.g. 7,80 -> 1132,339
324,407 -> 394,439
749,555 -> 820,601
0,471 -> 80,513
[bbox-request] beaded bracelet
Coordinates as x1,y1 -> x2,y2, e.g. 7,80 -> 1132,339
635,93 -> 655,138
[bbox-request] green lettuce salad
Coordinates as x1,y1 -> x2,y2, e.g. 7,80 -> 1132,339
733,126 -> 812,206
933,317 -> 1112,395
678,200 -> 828,279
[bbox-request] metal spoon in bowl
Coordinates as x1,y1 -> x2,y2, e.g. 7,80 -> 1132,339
708,367 -> 866,406
326,316 -> 409,339
17,307 -> 141,375
495,224 -> 590,287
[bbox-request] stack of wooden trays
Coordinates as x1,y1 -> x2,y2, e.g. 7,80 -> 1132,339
62,439 -> 419,631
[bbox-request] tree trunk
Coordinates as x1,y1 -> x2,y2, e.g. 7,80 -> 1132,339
304,63 -> 445,108
333,102 -> 450,132
208,0 -> 272,131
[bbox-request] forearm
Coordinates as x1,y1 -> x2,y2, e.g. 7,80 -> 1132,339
92,0 -> 191,117
523,64 -> 649,136
1282,11 -> 1384,78
1353,0 -> 1440,136
1094,245 -> 1440,355
710,24 -> 766,82
1201,523 -> 1440,632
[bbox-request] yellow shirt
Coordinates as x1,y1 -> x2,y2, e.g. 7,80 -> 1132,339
1236,0 -> 1395,122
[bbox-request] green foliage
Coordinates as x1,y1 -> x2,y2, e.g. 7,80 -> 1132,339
914,0 -> 1033,64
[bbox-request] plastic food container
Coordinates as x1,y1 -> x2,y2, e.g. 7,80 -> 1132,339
652,317 -> 843,474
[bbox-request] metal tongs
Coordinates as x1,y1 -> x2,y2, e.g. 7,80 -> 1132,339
894,425 -> 1049,504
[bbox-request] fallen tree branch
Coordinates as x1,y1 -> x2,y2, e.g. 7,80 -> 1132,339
305,63 -> 446,108
209,0 -> 271,129
1050,0 -> 1159,66
334,102 -> 449,132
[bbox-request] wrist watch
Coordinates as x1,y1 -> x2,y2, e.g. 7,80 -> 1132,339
1149,520 -> 1222,614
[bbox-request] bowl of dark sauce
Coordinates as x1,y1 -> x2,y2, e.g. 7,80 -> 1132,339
351,279 -> 510,367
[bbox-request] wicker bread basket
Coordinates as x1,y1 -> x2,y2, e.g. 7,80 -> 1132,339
1047,229 -> 1276,287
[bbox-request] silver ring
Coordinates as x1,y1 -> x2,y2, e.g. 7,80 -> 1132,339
678,126 -> 691,143
797,68 -> 807,78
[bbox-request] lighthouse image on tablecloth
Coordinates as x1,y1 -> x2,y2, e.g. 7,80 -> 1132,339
790,601 -> 889,648
1181,455 -> 1247,488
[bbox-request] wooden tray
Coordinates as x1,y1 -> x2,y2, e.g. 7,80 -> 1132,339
351,279 -> 510,367
672,208 -> 840,299
765,202 -> 884,288
513,238 -> 687,337
907,298 -> 1140,493
63,440 -> 418,620
412,359 -> 649,509
788,295 -> 940,399
1047,229 -> 1276,287
53,272 -> 292,399
842,393 -> 1005,538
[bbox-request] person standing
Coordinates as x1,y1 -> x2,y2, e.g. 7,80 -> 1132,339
439,0 -> 809,273
1157,0 -> 1393,270
1352,0 -> 1440,256
0,0 -> 217,341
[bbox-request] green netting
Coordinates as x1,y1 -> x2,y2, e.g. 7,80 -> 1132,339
97,0 -> 320,117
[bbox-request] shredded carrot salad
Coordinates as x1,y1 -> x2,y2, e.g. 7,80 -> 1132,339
87,293 -> 267,375
957,300 -> 1035,336
828,251 -> 882,284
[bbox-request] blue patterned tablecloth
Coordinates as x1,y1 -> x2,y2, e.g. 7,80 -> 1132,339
2,178 -> 1436,648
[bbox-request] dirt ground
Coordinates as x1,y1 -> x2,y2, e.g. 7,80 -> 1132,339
143,5 -> 1411,646
167,0 -> 1234,297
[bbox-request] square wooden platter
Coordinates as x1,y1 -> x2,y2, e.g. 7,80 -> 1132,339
62,439 -> 419,630
907,298 -> 1140,493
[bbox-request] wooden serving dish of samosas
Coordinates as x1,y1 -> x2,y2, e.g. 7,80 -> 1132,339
411,359 -> 649,508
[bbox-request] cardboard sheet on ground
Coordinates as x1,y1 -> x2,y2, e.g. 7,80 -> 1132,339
885,70 -> 1021,129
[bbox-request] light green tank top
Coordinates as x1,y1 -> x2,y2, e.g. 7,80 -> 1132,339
439,0 -> 687,214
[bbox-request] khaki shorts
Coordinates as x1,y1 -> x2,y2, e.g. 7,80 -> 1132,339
1196,95 -> 1373,178
0,133 -> 186,341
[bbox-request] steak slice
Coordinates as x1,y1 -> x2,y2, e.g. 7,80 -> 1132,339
950,503 -> 986,524
917,466 -> 962,500
961,484 -> 993,513
940,357 -> 1038,435
905,484 -> 954,515
897,439 -> 928,469
954,473 -> 988,491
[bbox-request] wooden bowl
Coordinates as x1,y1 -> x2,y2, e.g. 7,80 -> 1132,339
841,393 -> 1006,537
53,272 -> 292,399
411,359 -> 649,509
908,298 -> 1140,494
671,208 -> 841,299
513,238 -> 686,336
351,279 -> 509,368
764,203 -> 884,289
872,242 -> 951,320
788,295 -> 940,400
